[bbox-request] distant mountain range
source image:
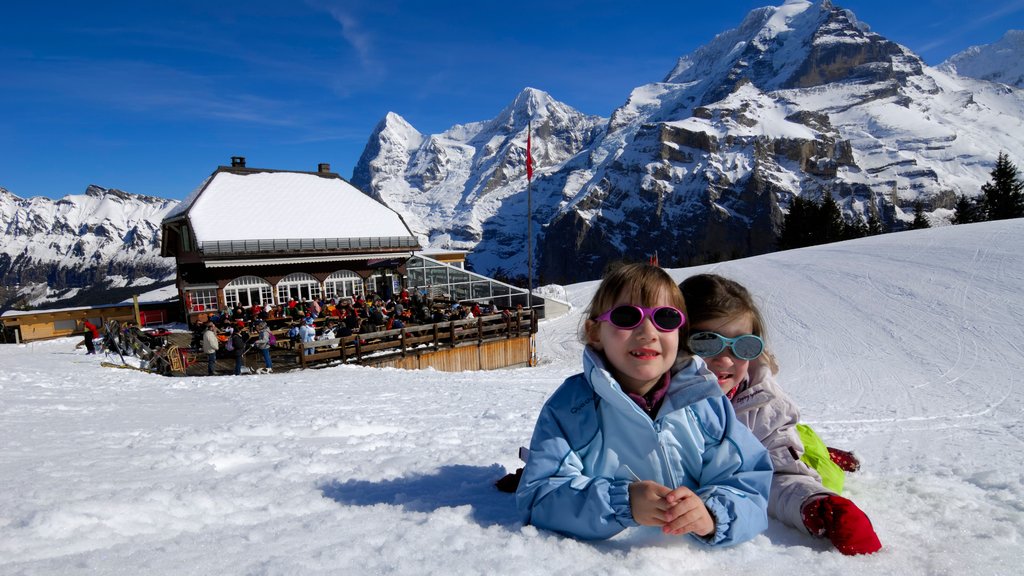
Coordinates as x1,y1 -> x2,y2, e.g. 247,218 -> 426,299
3,0 -> 1023,310
0,185 -> 177,311
353,1 -> 1024,283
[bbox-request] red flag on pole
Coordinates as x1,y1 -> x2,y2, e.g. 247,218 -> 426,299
526,125 -> 533,181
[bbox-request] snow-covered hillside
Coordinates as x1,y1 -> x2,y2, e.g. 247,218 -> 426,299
1,219 -> 1021,574
941,29 -> 1024,88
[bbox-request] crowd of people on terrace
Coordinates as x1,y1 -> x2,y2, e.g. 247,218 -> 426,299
196,289 -> 522,354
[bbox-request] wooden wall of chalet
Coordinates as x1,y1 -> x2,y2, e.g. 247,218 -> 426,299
3,303 -> 176,343
364,337 -> 531,371
3,306 -> 134,342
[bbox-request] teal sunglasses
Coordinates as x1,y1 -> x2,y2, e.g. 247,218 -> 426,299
688,332 -> 764,360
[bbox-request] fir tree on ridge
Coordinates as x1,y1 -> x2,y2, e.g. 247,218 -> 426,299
950,194 -> 984,224
909,201 -> 931,230
980,152 -> 1024,221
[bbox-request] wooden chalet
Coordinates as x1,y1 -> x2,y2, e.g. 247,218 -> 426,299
160,158 -> 421,326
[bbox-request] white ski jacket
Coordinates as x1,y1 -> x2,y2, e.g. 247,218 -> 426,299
730,361 -> 834,533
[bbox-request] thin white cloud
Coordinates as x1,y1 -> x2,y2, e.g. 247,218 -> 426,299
328,9 -> 375,67
306,0 -> 380,71
917,0 -> 1024,55
0,55 -> 357,135
973,0 -> 1024,24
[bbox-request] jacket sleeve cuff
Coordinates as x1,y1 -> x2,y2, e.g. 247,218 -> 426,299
697,496 -> 729,545
609,481 -> 639,528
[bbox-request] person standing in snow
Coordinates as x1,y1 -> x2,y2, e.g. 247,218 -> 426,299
201,322 -> 219,376
679,273 -> 882,555
81,319 -> 99,354
230,327 -> 246,375
516,263 -> 772,544
254,321 -> 273,373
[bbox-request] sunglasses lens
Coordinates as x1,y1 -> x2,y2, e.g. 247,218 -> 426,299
732,335 -> 764,360
652,307 -> 684,331
689,332 -> 725,357
607,305 -> 643,329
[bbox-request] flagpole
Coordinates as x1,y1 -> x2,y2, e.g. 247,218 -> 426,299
527,121 -> 536,367
527,121 -> 533,313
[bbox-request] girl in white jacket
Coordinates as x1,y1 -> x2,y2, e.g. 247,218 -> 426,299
679,273 -> 882,555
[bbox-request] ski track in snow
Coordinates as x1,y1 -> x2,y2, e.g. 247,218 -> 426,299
1,220 -> 1023,574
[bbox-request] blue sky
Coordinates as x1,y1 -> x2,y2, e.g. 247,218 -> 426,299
2,0 -> 1022,201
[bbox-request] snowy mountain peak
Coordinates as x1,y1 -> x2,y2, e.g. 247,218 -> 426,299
351,88 -> 606,260
663,0 -> 905,99
940,29 -> 1024,87
503,87 -> 553,119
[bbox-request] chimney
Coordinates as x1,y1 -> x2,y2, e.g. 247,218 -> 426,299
231,156 -> 246,168
317,163 -> 331,173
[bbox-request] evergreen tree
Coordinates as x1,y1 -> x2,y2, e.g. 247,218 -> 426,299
779,196 -> 813,250
817,193 -> 847,242
980,152 -> 1024,220
950,194 -> 983,224
866,212 -> 884,235
909,201 -> 931,229
842,217 -> 868,240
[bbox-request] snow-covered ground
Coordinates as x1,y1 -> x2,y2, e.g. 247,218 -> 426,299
2,219 -> 1022,575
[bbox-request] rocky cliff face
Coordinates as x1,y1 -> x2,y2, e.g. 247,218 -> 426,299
355,1 -> 1024,285
0,185 -> 177,310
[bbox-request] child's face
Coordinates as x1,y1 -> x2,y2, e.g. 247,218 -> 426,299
586,288 -> 679,395
690,313 -> 755,394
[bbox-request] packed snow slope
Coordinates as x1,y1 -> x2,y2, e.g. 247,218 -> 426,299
1,219 -> 1022,575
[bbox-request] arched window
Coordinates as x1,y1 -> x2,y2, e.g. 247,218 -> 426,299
277,272 -> 322,304
224,276 -> 273,308
324,270 -> 364,300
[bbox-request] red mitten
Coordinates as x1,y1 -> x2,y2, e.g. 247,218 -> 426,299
827,446 -> 861,472
802,495 -> 882,555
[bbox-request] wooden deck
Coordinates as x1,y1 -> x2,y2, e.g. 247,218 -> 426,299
166,310 -> 537,376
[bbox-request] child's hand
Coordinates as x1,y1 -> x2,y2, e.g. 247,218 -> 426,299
628,480 -> 673,526
661,486 -> 715,537
628,482 -> 715,537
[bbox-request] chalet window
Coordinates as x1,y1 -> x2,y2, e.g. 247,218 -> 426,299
276,273 -> 322,304
181,226 -> 194,252
324,270 -> 363,300
224,276 -> 273,308
54,319 -> 78,332
185,287 -> 218,312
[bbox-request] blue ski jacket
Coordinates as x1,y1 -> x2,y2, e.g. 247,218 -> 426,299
516,347 -> 772,545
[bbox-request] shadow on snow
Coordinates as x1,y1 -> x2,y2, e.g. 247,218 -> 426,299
318,463 -> 520,528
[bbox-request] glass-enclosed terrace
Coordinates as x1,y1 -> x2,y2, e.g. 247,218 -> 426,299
405,255 -> 546,317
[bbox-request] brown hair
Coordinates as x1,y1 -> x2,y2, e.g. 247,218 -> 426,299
582,263 -> 688,349
678,273 -> 779,373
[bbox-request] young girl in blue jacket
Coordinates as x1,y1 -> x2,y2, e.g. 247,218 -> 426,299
516,263 -> 772,545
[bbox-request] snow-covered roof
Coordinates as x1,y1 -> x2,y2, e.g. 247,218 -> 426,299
173,170 -> 416,244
